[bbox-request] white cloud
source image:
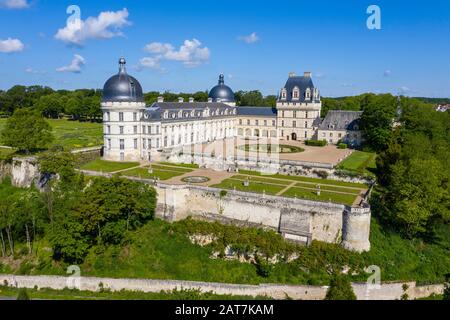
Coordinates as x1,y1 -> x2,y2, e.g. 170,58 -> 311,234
0,0 -> 29,9
25,67 -> 46,74
0,38 -> 24,53
384,69 -> 391,77
54,8 -> 131,46
140,38 -> 210,69
399,86 -> 411,95
56,54 -> 85,73
238,32 -> 259,44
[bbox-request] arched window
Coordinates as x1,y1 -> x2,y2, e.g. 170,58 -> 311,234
281,88 -> 287,100
292,86 -> 300,100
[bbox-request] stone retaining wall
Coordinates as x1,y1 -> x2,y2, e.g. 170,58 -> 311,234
0,274 -> 442,300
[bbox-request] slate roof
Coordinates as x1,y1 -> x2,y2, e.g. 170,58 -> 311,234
279,75 -> 319,103
318,110 -> 363,131
142,102 -> 236,123
237,106 -> 277,117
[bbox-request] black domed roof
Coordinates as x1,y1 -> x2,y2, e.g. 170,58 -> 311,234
102,58 -> 144,103
208,74 -> 234,102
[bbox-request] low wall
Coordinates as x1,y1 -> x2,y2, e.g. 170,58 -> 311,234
0,274 -> 442,300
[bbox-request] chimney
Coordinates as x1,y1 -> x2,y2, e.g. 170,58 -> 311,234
157,96 -> 164,103
288,72 -> 296,78
304,71 -> 312,77
207,97 -> 213,103
178,97 -> 184,103
189,97 -> 194,103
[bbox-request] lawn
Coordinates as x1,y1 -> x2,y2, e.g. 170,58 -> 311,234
80,159 -> 139,172
238,169 -> 367,189
120,167 -> 189,180
337,151 -> 377,176
157,162 -> 199,169
0,147 -> 14,160
281,186 -> 357,205
0,118 -> 103,150
211,178 -> 287,195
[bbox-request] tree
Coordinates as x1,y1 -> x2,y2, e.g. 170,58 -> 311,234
324,274 -> 357,300
17,288 -> 31,300
360,94 -> 397,152
1,109 -> 53,153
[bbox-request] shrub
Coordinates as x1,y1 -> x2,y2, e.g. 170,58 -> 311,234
324,274 -> 356,300
254,256 -> 273,278
337,143 -> 347,149
313,170 -> 329,179
305,140 -> 327,147
17,288 -> 30,300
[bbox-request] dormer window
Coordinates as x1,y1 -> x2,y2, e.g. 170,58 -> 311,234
281,88 -> 287,100
305,88 -> 311,100
292,86 -> 300,100
163,110 -> 169,119
178,110 -> 183,118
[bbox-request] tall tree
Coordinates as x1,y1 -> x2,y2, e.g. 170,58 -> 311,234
1,109 -> 54,153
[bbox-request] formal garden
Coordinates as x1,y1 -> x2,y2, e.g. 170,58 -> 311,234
237,144 -> 304,154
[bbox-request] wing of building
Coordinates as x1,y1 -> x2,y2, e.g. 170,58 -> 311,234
101,58 -> 363,162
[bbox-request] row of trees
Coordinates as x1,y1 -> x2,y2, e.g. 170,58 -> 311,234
0,86 -> 278,120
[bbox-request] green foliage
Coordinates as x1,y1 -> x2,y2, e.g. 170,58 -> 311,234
80,159 -> 139,172
324,273 -> 356,300
254,256 -> 273,278
359,94 -> 397,152
16,288 -> 31,300
49,176 -> 156,263
234,90 -> 276,107
1,109 -> 53,153
305,139 -> 327,147
375,99 -> 449,238
337,143 -> 347,149
38,150 -> 76,185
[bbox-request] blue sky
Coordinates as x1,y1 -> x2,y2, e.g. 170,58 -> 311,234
0,0 -> 449,97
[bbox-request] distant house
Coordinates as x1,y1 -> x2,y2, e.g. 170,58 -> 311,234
436,104 -> 450,112
317,110 -> 363,147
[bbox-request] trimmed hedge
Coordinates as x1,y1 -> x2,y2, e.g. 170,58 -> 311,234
337,143 -> 347,149
305,140 -> 327,147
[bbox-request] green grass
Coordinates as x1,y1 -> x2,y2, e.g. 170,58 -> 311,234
80,159 -> 139,172
238,169 -> 367,189
211,178 -> 286,195
0,118 -> 103,150
0,147 -> 14,160
0,285 -> 270,300
151,164 -> 194,173
158,162 -> 199,169
237,144 -> 304,153
281,186 -> 357,205
120,167 -> 187,180
337,151 -> 377,176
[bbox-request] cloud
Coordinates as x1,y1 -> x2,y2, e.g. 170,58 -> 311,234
0,38 -> 24,53
0,0 -> 29,9
25,67 -> 46,74
384,69 -> 391,77
54,8 -> 131,46
139,38 -> 210,69
399,86 -> 411,95
238,32 -> 259,44
56,54 -> 85,73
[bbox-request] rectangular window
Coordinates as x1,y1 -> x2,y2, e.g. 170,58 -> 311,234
120,153 -> 124,161
247,119 -> 250,125
293,121 -> 296,128
305,131 -> 307,138
143,139 -> 147,149
293,111 -> 297,118
119,139 -> 124,150
119,112 -> 124,122
133,112 -> 137,121
272,120 -> 275,126
306,111 -> 309,119
264,120 -> 267,126
142,126 -> 146,134
107,138 -> 111,149
281,120 -> 284,127
305,121 -> 308,128
148,126 -> 151,134
148,138 -> 152,148
239,119 -> 242,125
255,120 -> 259,126
133,138 -> 137,149
119,126 -> 124,134
133,126 -> 137,134
107,125 -> 111,134
156,138 -> 160,148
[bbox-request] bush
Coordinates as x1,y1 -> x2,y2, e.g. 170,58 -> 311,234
305,140 -> 327,147
324,273 -> 356,300
337,143 -> 347,149
17,288 -> 30,300
254,256 -> 273,278
313,170 -> 329,179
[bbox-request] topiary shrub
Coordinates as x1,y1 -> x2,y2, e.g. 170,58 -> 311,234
305,140 -> 327,147
337,143 -> 347,149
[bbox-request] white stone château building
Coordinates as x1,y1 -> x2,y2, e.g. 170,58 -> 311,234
101,58 -> 363,162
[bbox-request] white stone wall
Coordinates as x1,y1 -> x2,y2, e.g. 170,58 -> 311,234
0,274 -> 442,300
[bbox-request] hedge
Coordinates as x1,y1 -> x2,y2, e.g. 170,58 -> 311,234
305,140 -> 327,147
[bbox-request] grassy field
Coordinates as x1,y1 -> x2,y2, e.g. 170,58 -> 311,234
0,118 -> 103,150
211,171 -> 366,205
337,151 -> 377,176
120,166 -> 191,180
158,162 -> 199,169
0,147 -> 14,160
80,159 -> 139,172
